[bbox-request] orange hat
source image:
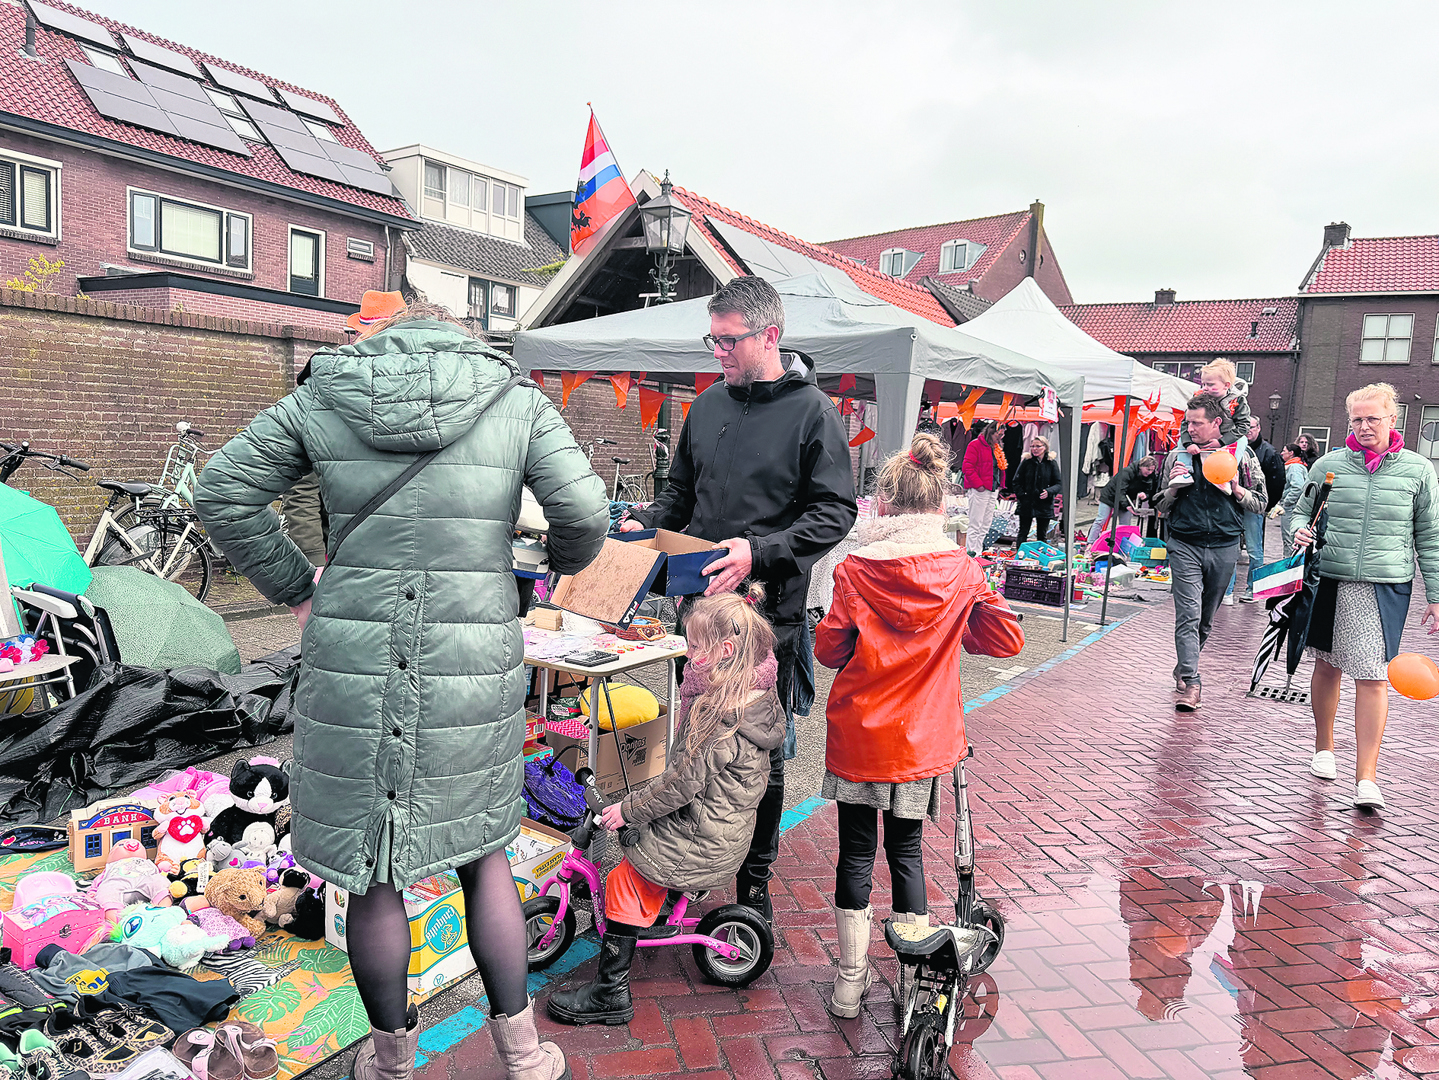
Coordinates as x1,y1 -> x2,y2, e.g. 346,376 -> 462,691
345,290 -> 407,335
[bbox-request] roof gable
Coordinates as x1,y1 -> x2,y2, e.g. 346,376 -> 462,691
1058,297 -> 1299,354
1303,235 -> 1439,294
0,0 -> 411,220
671,186 -> 956,327
822,211 -> 1032,285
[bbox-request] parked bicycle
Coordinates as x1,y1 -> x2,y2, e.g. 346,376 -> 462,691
0,441 -> 213,601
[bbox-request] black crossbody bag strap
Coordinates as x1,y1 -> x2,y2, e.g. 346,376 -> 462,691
326,374 -> 531,561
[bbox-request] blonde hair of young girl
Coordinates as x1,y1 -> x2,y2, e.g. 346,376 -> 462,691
874,431 -> 948,514
680,582 -> 777,753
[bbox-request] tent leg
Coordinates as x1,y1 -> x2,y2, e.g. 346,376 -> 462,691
1060,400 -> 1081,643
1099,398 -> 1132,627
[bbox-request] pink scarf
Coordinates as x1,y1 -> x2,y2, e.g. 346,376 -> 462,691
1346,428 -> 1403,473
675,652 -> 778,735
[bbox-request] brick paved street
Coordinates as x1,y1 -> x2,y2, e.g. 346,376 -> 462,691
410,592 -> 1439,1080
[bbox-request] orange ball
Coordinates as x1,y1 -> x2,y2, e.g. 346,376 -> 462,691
1388,652 -> 1439,700
1201,451 -> 1238,485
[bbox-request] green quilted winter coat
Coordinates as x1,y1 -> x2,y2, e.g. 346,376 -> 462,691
194,321 -> 609,892
1295,444 -> 1439,598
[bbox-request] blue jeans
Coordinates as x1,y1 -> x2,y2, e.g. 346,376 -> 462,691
1227,509 -> 1267,596
1088,504 -> 1130,546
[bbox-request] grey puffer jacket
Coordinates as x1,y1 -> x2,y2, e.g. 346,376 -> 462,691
194,321 -> 609,893
619,691 -> 785,891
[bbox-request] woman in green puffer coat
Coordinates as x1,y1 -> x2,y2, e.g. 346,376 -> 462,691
195,301 -> 607,1080
1294,382 -> 1439,812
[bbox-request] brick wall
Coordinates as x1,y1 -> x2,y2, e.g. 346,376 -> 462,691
0,288 -> 342,537
0,129 -> 392,303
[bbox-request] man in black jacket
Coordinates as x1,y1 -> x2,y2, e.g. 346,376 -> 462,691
623,276 -> 857,919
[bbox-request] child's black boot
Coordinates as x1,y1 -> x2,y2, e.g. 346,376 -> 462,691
545,923 -> 639,1026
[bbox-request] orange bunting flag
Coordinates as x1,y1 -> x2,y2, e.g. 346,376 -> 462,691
849,426 -> 876,448
997,393 -> 1016,423
957,387 -> 985,429
838,373 -> 857,394
610,374 -> 632,409
1112,394 -> 1126,419
1144,390 -> 1161,413
696,373 -> 720,394
530,371 -> 545,388
681,400 -> 692,422
923,379 -> 944,405
559,371 -> 595,409
638,386 -> 666,430
632,371 -> 648,387
1121,405 -> 1144,467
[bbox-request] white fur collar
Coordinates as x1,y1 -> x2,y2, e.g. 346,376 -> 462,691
854,513 -> 954,558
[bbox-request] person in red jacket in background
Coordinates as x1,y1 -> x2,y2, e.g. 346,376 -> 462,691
816,431 -> 1024,1019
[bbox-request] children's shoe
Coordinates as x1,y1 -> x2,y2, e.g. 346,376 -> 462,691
547,930 -> 637,1026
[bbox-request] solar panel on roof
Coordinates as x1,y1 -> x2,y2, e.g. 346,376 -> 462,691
274,87 -> 343,126
26,1 -> 114,47
241,98 -> 394,196
67,57 -> 250,156
205,64 -> 274,102
119,33 -> 203,78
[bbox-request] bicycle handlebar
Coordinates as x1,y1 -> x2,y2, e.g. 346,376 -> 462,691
574,767 -> 640,847
60,455 -> 90,471
0,442 -> 87,469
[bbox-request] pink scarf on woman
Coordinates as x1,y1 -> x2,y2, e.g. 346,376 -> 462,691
1346,428 -> 1403,473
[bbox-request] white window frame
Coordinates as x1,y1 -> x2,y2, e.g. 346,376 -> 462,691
879,248 -> 920,278
287,225 -> 326,297
1418,406 -> 1439,467
1299,426 -> 1331,455
126,185 -> 249,271
80,45 -> 127,76
1433,317 -> 1439,365
939,240 -> 967,273
1152,359 -> 1255,385
1395,403 -> 1409,440
490,282 -> 516,318
0,147 -> 61,240
1359,312 -> 1413,364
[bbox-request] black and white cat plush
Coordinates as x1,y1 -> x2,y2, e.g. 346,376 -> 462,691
205,757 -> 291,866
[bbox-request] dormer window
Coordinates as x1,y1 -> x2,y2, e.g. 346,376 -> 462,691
879,248 -> 921,278
939,238 -> 987,273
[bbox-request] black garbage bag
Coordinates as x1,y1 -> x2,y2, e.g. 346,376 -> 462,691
0,645 -> 301,825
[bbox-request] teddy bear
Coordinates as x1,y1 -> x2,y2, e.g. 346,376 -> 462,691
152,792 -> 209,874
204,759 -> 290,867
261,869 -> 324,939
204,867 -> 267,939
86,839 -> 173,915
112,903 -> 229,970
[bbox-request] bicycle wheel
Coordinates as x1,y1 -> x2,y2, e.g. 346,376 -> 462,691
967,899 -> 1006,975
617,478 -> 646,503
692,905 -> 774,987
522,895 -> 576,972
899,1009 -> 948,1080
152,524 -> 214,602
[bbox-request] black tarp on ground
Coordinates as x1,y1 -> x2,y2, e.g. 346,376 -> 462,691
0,646 -> 300,825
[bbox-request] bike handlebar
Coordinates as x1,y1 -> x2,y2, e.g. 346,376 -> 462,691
0,442 -> 87,470
574,767 -> 640,847
60,456 -> 90,471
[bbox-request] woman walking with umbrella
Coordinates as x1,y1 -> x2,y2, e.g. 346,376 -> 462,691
1294,382 -> 1439,809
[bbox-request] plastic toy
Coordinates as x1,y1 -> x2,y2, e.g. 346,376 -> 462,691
67,797 -> 160,873
3,872 -> 108,968
204,759 -> 290,866
85,839 -> 173,914
204,868 -> 267,938
152,793 -> 209,874
111,903 -> 228,971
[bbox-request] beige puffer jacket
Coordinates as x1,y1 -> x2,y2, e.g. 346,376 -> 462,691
618,691 -> 785,890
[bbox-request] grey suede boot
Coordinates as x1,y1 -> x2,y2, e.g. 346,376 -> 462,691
489,1001 -> 571,1079
352,1005 -> 419,1080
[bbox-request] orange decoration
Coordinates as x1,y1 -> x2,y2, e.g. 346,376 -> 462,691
681,401 -> 692,422
530,371 -> 545,388
1112,394 -> 1126,418
838,373 -> 856,394
849,426 -> 876,448
997,393 -> 1016,424
1201,450 -> 1238,485
610,374 -> 632,409
957,388 -> 985,429
1388,653 -> 1439,700
696,373 -> 720,394
936,402 -> 959,421
638,386 -> 666,430
559,371 -> 595,409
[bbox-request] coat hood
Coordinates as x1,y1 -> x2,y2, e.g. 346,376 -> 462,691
308,320 -> 519,452
843,544 -> 980,632
734,690 -> 786,752
726,351 -> 816,404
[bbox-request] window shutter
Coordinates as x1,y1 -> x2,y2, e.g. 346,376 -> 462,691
0,162 -> 15,227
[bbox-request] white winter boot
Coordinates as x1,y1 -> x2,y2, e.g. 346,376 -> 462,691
828,904 -> 874,1018
890,911 -> 930,1007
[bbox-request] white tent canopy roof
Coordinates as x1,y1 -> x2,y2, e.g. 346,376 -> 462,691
959,278 -> 1199,412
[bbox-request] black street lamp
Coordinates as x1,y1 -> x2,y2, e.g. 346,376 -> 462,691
1269,391 -> 1282,442
639,170 -> 691,303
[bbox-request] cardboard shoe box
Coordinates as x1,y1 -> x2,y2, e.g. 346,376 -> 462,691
549,531 -> 725,628
545,713 -> 668,796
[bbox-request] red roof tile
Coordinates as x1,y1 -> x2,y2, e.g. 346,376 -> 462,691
821,212 -> 1032,286
0,0 -> 410,220
670,187 -> 956,327
1303,235 -> 1439,294
1058,297 -> 1299,354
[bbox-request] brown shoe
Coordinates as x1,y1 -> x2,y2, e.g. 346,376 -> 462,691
1175,677 -> 1186,693
1175,684 -> 1201,712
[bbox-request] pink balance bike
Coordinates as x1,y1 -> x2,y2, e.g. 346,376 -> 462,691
522,768 -> 774,987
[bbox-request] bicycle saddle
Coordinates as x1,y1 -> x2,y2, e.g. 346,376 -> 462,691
885,918 -> 991,973
97,480 -> 153,497
611,457 -> 630,465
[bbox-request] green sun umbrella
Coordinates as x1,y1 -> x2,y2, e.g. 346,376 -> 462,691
84,565 -> 241,674
0,485 -> 92,594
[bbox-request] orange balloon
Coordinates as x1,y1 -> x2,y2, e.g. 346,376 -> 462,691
1388,653 -> 1439,700
1201,451 -> 1238,485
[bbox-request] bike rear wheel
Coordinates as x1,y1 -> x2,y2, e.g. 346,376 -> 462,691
899,1009 -> 948,1080
97,520 -> 213,601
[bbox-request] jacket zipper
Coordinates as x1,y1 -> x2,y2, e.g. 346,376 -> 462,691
1356,453 -> 1378,578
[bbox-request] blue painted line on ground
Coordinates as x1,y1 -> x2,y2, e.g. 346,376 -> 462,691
382,616 -> 1130,1071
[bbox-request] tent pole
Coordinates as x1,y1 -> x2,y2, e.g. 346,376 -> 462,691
1060,397 -> 1081,643
1099,397 -> 1132,627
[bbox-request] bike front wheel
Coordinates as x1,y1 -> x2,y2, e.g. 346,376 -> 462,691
523,895 -> 576,971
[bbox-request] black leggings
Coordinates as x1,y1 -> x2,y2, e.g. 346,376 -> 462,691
834,802 -> 927,915
1016,509 -> 1051,546
344,847 -> 529,1029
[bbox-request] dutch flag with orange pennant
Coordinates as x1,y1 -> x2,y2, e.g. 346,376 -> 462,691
571,108 -> 636,256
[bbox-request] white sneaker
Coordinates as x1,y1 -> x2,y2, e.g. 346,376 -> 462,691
1355,780 -> 1386,808
1222,593 -> 1235,606
1310,750 -> 1336,780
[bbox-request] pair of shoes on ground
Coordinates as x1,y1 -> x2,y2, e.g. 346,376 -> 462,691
346,1001 -> 568,1080
1309,751 -> 1386,808
174,1021 -> 276,1080
0,1030 -> 83,1080
38,1009 -> 171,1076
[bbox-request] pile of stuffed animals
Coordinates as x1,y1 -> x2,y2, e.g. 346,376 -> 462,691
13,758 -> 325,973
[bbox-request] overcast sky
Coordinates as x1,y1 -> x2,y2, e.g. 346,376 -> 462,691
99,0 -> 1439,304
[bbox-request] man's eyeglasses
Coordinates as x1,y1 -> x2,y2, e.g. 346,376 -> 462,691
1349,415 -> 1394,429
703,326 -> 771,353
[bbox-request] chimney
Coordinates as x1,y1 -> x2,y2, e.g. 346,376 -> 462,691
1026,201 -> 1044,279
23,11 -> 37,58
1154,288 -> 1176,305
1323,222 -> 1351,248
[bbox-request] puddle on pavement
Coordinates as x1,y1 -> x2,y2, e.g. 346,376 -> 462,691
940,865 -> 1434,1079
